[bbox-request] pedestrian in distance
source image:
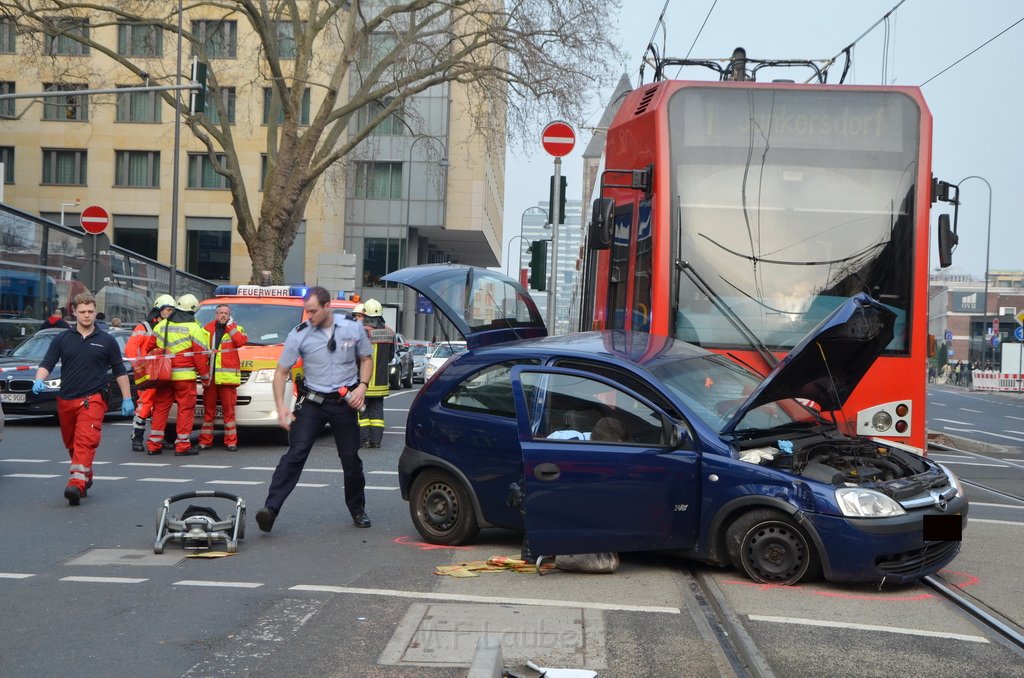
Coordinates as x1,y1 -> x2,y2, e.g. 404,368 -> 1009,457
144,294 -> 211,456
32,292 -> 135,505
255,286 -> 374,533
41,307 -> 70,329
95,312 -> 110,331
199,304 -> 248,451
357,298 -> 395,449
125,295 -> 176,452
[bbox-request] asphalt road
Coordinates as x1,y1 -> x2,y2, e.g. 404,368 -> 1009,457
1,385 -> 1022,676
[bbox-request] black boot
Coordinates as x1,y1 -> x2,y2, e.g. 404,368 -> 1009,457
131,427 -> 146,452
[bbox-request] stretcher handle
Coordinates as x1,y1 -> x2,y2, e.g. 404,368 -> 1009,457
165,490 -> 243,503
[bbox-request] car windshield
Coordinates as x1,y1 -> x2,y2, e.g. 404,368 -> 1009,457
411,345 -> 431,356
647,354 -> 821,433
196,303 -> 303,346
432,344 -> 467,359
9,331 -> 59,359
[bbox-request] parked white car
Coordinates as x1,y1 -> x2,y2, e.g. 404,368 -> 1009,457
422,341 -> 468,382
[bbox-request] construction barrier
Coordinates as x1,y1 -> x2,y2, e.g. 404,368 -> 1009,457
971,371 -> 1024,392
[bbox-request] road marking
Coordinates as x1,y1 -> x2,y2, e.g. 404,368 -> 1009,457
173,580 -> 263,589
970,518 -> 1024,527
305,468 -> 342,473
959,408 -> 983,413
748,615 -> 988,643
971,502 -> 1024,510
181,464 -> 232,469
0,458 -> 50,463
0,573 -> 34,579
1004,430 -> 1024,436
927,454 -> 971,459
92,476 -> 127,481
941,426 -> 1024,442
369,470 -> 398,475
243,466 -> 276,471
289,584 -> 680,614
1006,415 -> 1024,421
934,418 -> 973,425
296,483 -> 329,488
3,473 -> 60,479
122,462 -> 170,467
206,480 -> 263,485
138,478 -> 193,483
934,460 -> 1008,467
60,576 -> 149,584
367,486 -> 400,491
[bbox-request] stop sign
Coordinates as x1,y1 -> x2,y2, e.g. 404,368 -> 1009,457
541,121 -> 575,157
80,205 -> 109,235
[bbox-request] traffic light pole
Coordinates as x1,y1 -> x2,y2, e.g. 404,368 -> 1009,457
547,157 -> 561,334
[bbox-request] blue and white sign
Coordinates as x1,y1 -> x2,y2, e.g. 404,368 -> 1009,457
944,330 -> 953,342
416,294 -> 434,315
1015,326 -> 1024,341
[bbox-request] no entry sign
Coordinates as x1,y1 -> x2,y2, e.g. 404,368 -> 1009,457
542,121 -> 576,157
80,205 -> 110,235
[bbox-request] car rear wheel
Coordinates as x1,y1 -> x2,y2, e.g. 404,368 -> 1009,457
401,367 -> 413,389
409,469 -> 480,545
726,509 -> 819,585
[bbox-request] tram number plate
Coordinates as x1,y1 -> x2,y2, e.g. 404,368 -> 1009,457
0,393 -> 26,403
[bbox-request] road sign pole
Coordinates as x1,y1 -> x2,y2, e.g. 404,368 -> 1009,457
547,157 -> 561,334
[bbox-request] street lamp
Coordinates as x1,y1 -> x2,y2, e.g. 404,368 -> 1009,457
955,176 -> 992,368
399,134 -> 449,275
511,206 -> 549,279
60,199 -> 80,227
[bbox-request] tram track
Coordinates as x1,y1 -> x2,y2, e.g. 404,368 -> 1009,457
688,567 -> 775,678
923,574 -> 1024,657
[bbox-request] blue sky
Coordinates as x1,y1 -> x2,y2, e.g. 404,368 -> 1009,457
501,0 -> 1023,279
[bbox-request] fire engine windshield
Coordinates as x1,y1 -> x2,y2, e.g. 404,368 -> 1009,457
669,87 -> 921,353
196,303 -> 303,346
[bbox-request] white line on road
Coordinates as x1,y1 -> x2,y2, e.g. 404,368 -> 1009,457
3,473 -> 60,479
121,462 -> 170,467
296,483 -> 329,488
970,518 -> 1024,527
206,480 -> 263,485
181,464 -> 232,469
934,461 -> 1008,467
305,468 -> 342,473
289,584 -> 680,614
941,426 -> 1024,442
138,478 -> 193,483
60,576 -> 148,584
173,580 -> 263,589
242,466 -> 276,471
748,615 -> 988,643
366,486 -> 399,491
0,458 -> 50,463
0,573 -> 34,579
92,476 -> 127,481
934,418 -> 973,425
1004,430 -> 1024,436
971,502 -> 1024,510
959,408 -> 983,413
369,471 -> 398,475
1006,415 -> 1024,421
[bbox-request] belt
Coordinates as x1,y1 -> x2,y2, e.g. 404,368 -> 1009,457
300,385 -> 358,404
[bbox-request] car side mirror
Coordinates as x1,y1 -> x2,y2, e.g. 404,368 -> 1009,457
589,198 -> 615,250
668,422 -> 693,450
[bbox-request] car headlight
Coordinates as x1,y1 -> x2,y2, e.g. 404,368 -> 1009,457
250,369 -> 275,383
425,364 -> 437,377
43,378 -> 62,388
835,487 -> 906,518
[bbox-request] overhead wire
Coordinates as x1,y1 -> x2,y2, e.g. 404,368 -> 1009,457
921,15 -> 1024,86
673,0 -> 719,78
810,0 -> 908,83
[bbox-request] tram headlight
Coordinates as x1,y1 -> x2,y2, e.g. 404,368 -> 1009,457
871,411 -> 893,432
835,488 -> 906,517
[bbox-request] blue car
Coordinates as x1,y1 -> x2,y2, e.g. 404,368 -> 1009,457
383,265 -> 967,585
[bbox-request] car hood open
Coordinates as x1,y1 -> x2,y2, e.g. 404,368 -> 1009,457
722,293 -> 896,433
381,265 -> 547,349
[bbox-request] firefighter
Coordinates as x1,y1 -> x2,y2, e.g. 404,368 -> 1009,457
357,299 -> 395,448
32,292 -> 135,505
144,293 -> 211,456
125,294 -> 176,451
199,304 -> 248,451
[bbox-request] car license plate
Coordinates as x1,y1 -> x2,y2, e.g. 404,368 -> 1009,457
194,405 -> 223,418
0,393 -> 26,403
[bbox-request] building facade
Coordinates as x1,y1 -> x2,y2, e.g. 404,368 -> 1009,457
517,198 -> 582,336
929,268 -> 1024,368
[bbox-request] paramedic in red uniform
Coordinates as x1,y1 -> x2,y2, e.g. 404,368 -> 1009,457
33,292 -> 135,505
125,294 -> 176,451
199,304 -> 248,451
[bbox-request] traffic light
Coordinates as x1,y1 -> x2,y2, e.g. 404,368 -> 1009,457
528,240 -> 547,291
549,175 -> 567,224
189,60 -> 208,114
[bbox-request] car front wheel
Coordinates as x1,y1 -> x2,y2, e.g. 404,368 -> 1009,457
409,469 -> 480,545
726,509 -> 819,585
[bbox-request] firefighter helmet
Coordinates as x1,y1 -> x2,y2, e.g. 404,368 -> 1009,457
154,294 -> 176,310
176,293 -> 199,313
353,303 -> 365,316
363,299 -> 384,317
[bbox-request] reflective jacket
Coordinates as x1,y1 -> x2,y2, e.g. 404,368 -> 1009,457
146,310 -> 210,382
204,320 -> 248,386
125,320 -> 154,361
362,321 -> 395,398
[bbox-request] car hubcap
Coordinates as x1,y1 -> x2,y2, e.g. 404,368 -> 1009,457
744,522 -> 805,582
421,482 -> 458,532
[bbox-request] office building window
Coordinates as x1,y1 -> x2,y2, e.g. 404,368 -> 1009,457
115,151 -> 160,188
44,18 -> 89,56
42,83 -> 88,121
186,217 -> 231,281
0,18 -> 14,53
116,88 -> 161,122
117,22 -> 162,57
275,21 -> 297,59
192,20 -> 237,58
359,33 -> 396,70
113,215 -> 158,260
1,146 -> 13,184
0,81 -> 13,118
42,149 -> 87,185
363,238 -> 406,286
187,152 -> 228,189
354,161 -> 402,200
262,87 -> 311,125
357,99 -> 405,135
206,86 -> 236,124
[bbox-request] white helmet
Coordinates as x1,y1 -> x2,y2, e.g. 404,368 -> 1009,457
154,294 -> 176,310
176,293 -> 199,312
353,303 -> 365,315
363,299 -> 383,317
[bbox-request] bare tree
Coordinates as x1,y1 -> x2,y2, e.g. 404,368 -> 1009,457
3,1 -> 621,283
